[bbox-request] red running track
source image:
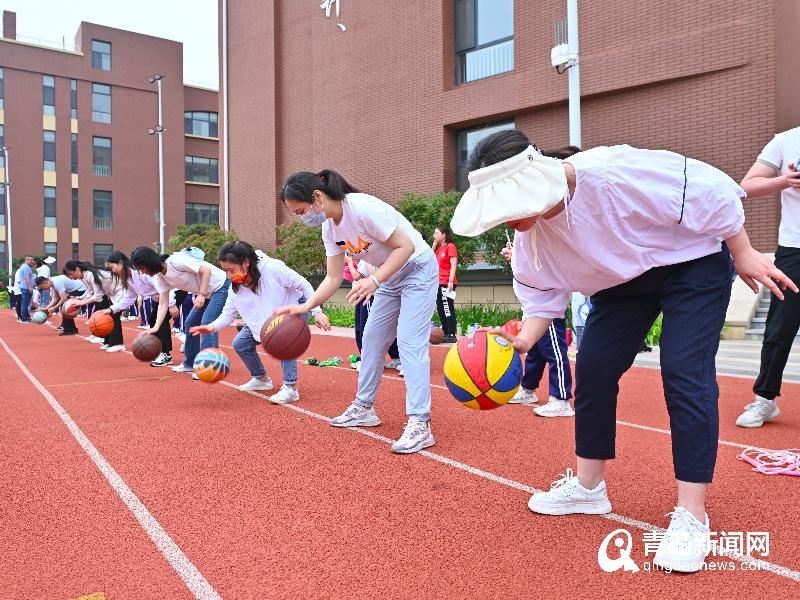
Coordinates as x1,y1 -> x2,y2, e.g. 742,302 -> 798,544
0,312 -> 798,599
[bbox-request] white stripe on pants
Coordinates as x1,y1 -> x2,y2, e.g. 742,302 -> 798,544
354,250 -> 438,419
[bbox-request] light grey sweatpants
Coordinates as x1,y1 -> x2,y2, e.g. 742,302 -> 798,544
354,249 -> 438,420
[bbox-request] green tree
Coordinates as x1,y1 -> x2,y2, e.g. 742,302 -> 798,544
395,191 -> 511,273
166,224 -> 239,266
272,221 -> 327,287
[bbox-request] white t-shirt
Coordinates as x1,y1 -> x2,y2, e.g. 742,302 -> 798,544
209,252 -> 316,342
36,264 -> 51,279
322,193 -> 428,268
50,274 -> 85,296
757,127 -> 800,248
151,253 -> 226,296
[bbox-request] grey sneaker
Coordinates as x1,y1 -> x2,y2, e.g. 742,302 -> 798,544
390,417 -> 435,454
528,468 -> 612,515
653,507 -> 710,573
736,397 -> 780,428
269,384 -> 300,404
330,402 -> 381,428
150,353 -> 173,367
385,358 -> 402,370
238,377 -> 274,392
508,388 -> 539,405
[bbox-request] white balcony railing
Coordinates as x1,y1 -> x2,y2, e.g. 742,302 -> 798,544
94,217 -> 112,230
93,164 -> 111,176
92,111 -> 111,124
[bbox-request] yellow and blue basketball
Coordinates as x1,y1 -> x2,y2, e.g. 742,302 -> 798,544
193,348 -> 230,383
443,331 -> 522,410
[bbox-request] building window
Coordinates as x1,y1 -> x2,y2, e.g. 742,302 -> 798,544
184,112 -> 219,138
455,0 -> 514,84
456,121 -> 515,191
0,67 -> 4,109
93,190 -> 112,229
72,242 -> 80,260
185,156 -> 219,184
43,131 -> 56,171
0,186 -> 5,226
0,124 -> 4,167
92,83 -> 111,123
91,40 -> 112,71
70,79 -> 78,119
185,202 -> 219,225
72,188 -> 79,228
0,241 -> 5,270
92,137 -> 112,176
44,187 -> 57,227
71,134 -> 78,174
43,75 -> 56,115
44,243 -> 57,271
93,243 -> 113,266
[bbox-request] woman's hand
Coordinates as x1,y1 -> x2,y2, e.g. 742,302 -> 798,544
273,303 -> 313,317
168,306 -> 179,318
733,246 -> 798,300
486,327 -> 533,354
501,243 -> 513,263
313,312 -> 332,331
189,324 -> 214,336
346,277 -> 379,305
193,294 -> 207,310
139,328 -> 158,337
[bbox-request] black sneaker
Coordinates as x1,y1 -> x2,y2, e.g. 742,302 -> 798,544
443,334 -> 458,344
59,331 -> 77,336
151,353 -> 173,367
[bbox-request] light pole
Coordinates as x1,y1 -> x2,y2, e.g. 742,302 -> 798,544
2,146 -> 12,286
148,73 -> 166,252
567,0 -> 581,147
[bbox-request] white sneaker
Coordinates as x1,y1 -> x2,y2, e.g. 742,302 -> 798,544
652,507 -> 710,573
736,397 -> 780,428
385,358 -> 402,370
508,388 -> 539,405
238,377 -> 274,392
172,364 -> 194,373
527,469 -> 612,515
391,417 -> 435,454
84,334 -> 94,341
179,343 -> 185,353
137,324 -> 149,330
270,385 -> 300,405
150,353 -> 173,367
330,402 -> 381,427
351,360 -> 360,370
177,332 -> 186,343
99,344 -> 109,350
105,344 -> 126,353
534,397 -> 575,417
397,367 -> 404,378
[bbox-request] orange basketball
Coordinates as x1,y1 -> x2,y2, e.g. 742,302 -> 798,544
88,311 -> 114,337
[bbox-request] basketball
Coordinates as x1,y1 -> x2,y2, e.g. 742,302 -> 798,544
429,326 -> 445,344
87,311 -> 114,337
63,300 -> 81,319
260,314 -> 311,360
193,348 -> 230,383
443,330 -> 522,410
132,334 -> 162,362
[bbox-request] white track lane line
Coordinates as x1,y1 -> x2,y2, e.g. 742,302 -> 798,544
223,380 -> 800,582
0,336 -> 222,600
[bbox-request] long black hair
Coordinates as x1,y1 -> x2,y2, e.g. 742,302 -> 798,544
279,169 -> 360,204
105,250 -> 131,290
467,129 -> 582,172
130,246 -> 167,276
218,240 -> 261,293
63,260 -> 108,287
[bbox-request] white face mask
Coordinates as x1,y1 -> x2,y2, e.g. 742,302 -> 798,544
301,208 -> 327,227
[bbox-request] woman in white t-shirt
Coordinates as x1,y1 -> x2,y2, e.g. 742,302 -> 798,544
191,240 -> 331,403
130,247 -> 230,376
63,259 -> 135,352
278,170 -> 439,455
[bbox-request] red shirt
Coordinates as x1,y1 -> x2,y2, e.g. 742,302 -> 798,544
436,242 -> 458,286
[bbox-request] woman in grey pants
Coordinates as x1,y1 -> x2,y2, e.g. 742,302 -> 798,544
278,169 -> 439,454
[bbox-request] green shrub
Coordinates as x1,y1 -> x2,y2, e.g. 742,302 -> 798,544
272,221 -> 327,288
323,304 -> 356,328
166,224 -> 239,266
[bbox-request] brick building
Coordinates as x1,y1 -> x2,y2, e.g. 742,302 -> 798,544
220,0 -> 800,254
0,10 -> 220,274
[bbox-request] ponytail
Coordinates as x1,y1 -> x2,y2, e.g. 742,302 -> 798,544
63,260 -> 108,286
280,169 -> 360,204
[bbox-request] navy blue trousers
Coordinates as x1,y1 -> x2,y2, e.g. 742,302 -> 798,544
522,318 -> 573,400
355,299 -> 399,360
575,247 -> 733,484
